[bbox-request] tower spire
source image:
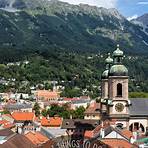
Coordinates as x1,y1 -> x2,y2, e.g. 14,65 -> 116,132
113,44 -> 124,64
101,53 -> 113,79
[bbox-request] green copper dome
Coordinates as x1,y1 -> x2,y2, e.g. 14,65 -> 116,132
109,65 -> 128,76
101,70 -> 109,79
105,53 -> 113,64
113,44 -> 123,57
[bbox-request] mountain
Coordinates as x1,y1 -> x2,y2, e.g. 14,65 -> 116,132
132,13 -> 148,35
0,0 -> 148,62
136,13 -> 148,26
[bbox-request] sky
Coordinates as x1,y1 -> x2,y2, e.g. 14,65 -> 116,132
60,0 -> 148,19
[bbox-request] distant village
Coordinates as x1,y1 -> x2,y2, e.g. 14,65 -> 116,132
0,46 -> 147,148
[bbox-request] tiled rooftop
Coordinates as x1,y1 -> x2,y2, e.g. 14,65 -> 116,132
25,131 -> 49,145
11,112 -> 35,121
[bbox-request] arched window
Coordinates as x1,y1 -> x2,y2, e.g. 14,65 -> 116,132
129,122 -> 145,132
117,83 -> 122,97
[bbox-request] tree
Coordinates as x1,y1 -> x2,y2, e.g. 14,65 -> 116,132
33,102 -> 40,117
1,109 -> 10,114
41,109 -> 47,117
72,106 -> 86,119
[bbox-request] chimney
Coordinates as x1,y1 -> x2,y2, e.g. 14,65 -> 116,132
18,127 -> 23,134
70,115 -> 72,119
100,122 -> 105,138
100,128 -> 105,138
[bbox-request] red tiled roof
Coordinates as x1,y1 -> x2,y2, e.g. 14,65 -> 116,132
41,117 -> 62,127
84,131 -> 94,138
121,129 -> 133,139
102,139 -> 138,148
49,117 -> 62,127
25,131 -> 49,145
3,123 -> 15,129
0,119 -> 15,129
11,112 -> 35,121
0,120 -> 8,125
41,117 -> 49,126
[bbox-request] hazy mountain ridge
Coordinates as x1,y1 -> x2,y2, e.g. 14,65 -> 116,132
0,0 -> 147,62
136,13 -> 148,26
132,13 -> 148,34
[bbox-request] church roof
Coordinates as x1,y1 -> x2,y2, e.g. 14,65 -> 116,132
113,44 -> 124,57
129,98 -> 148,116
109,65 -> 128,76
105,53 -> 113,64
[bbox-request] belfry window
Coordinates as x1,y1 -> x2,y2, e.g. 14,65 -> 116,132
117,83 -> 122,97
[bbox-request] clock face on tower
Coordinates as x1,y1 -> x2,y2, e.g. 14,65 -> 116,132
115,103 -> 124,112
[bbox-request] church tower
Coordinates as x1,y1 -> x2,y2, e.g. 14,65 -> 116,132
101,53 -> 113,99
101,53 -> 113,113
108,45 -> 130,128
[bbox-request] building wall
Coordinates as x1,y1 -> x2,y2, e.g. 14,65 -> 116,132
108,76 -> 129,117
102,79 -> 108,99
129,118 -> 148,131
84,114 -> 101,120
108,77 -> 128,100
115,121 -> 128,128
71,103 -> 88,110
110,101 -> 129,115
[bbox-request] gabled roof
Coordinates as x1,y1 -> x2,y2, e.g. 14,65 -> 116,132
11,112 -> 35,121
85,123 -> 133,141
25,131 -> 49,145
101,126 -> 131,141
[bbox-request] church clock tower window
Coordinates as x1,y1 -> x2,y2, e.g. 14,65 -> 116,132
117,83 -> 122,97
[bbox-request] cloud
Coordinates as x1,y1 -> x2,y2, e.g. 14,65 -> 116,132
137,1 -> 148,5
127,14 -> 138,21
59,0 -> 117,8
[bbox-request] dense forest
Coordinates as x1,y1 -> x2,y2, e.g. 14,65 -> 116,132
0,49 -> 148,98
